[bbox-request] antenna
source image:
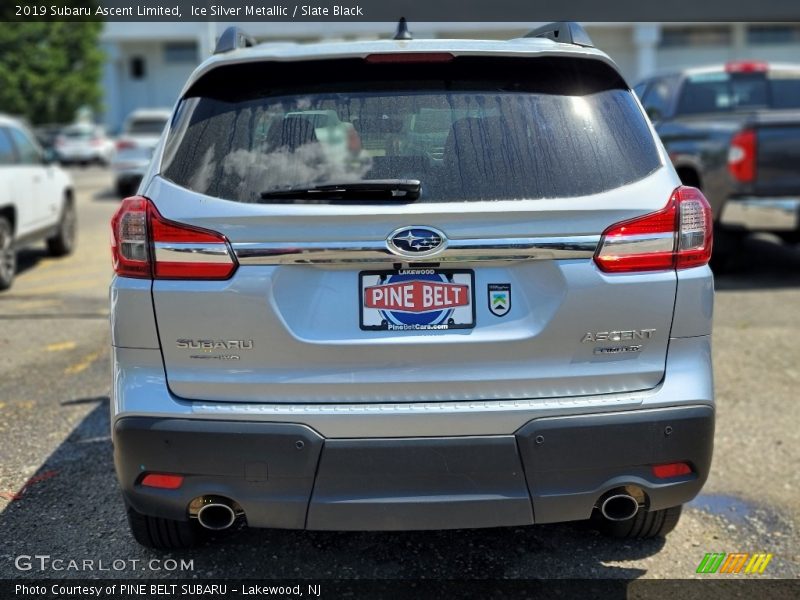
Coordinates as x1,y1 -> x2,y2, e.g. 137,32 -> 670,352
394,17 -> 412,40
524,22 -> 594,48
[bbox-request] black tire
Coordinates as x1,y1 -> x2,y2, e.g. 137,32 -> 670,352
594,504 -> 683,539
126,505 -> 207,549
709,224 -> 744,273
46,198 -> 77,257
0,216 -> 16,291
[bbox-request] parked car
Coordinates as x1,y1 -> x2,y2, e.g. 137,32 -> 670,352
33,124 -> 65,153
111,109 -> 171,197
0,114 -> 76,290
54,123 -> 115,165
634,61 -> 800,264
110,23 -> 715,549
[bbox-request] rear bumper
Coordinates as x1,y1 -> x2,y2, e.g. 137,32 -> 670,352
57,148 -> 103,162
114,405 -> 714,530
720,197 -> 800,231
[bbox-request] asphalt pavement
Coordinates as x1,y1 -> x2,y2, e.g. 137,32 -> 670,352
0,167 -> 798,580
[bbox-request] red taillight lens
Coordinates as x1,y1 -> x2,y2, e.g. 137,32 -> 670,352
111,196 -> 237,280
116,139 -> 136,151
652,462 -> 693,479
675,187 -> 714,269
594,186 -> 713,273
728,129 -> 757,183
140,473 -> 184,489
725,60 -> 768,73
347,127 -> 362,155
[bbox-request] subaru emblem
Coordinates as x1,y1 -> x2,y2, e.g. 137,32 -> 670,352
387,226 -> 448,258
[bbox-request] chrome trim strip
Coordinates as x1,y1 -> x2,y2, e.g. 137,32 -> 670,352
154,242 -> 234,264
720,197 -> 800,232
232,235 -> 601,265
595,232 -> 675,257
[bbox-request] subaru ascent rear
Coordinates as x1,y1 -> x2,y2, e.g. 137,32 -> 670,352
110,23 -> 714,549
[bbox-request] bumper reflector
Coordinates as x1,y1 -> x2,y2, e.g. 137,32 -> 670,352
652,462 -> 692,479
141,473 -> 184,489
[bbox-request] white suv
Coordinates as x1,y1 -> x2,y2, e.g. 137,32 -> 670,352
0,114 -> 75,290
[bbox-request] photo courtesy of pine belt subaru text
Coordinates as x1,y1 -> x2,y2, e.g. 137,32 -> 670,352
109,21 -> 715,549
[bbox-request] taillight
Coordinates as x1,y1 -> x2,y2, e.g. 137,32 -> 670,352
347,128 -> 362,155
111,196 -> 237,280
594,186 -> 713,273
111,197 -> 150,277
725,60 -> 768,73
728,129 -> 757,183
116,139 -> 136,151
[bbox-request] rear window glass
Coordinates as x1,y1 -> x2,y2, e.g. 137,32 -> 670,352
127,118 -> 168,135
677,71 -> 800,114
63,126 -> 95,139
162,57 -> 661,203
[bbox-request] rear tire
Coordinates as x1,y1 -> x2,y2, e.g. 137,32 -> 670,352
593,504 -> 683,539
709,224 -> 744,273
0,216 -> 16,291
126,505 -> 207,549
46,198 -> 77,257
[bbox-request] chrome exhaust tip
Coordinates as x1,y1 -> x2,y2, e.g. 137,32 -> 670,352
600,493 -> 640,521
196,501 -> 237,530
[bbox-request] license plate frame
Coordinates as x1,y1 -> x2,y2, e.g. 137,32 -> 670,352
359,269 -> 476,331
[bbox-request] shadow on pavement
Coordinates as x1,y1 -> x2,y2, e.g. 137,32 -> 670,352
0,400 -> 663,580
94,189 -> 121,202
14,247 -> 51,278
715,234 -> 800,291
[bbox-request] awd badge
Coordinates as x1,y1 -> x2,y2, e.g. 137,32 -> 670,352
488,284 -> 511,317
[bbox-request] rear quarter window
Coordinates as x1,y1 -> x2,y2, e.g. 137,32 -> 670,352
162,57 -> 662,203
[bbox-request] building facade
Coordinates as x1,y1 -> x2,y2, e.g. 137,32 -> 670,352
100,22 -> 800,132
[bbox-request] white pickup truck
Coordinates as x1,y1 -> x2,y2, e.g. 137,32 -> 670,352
0,114 -> 76,290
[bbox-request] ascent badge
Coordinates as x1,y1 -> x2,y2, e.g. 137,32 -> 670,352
488,284 -> 511,317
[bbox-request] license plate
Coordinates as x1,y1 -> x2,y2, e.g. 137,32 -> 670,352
360,269 -> 475,331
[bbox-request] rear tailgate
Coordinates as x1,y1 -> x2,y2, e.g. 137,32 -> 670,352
753,111 -> 800,195
148,174 -> 679,404
147,54 -> 680,404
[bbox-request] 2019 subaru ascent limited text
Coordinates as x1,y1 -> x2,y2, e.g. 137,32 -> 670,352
110,23 -> 714,549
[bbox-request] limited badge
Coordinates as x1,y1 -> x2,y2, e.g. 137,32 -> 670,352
488,284 -> 511,317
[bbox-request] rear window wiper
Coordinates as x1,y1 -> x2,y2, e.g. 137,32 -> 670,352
259,179 -> 421,202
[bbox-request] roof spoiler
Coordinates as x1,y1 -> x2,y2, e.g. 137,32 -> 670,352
524,22 -> 594,48
214,26 -> 257,55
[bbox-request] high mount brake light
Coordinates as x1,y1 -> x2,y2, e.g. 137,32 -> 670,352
111,196 -> 237,280
725,60 -> 768,73
728,129 -> 757,183
594,186 -> 713,273
365,52 -> 455,64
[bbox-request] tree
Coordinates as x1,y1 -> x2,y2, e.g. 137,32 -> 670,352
0,22 -> 105,125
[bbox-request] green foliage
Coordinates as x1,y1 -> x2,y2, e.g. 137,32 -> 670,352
0,22 -> 105,125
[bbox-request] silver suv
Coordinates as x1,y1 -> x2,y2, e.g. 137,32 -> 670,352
110,23 -> 715,549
